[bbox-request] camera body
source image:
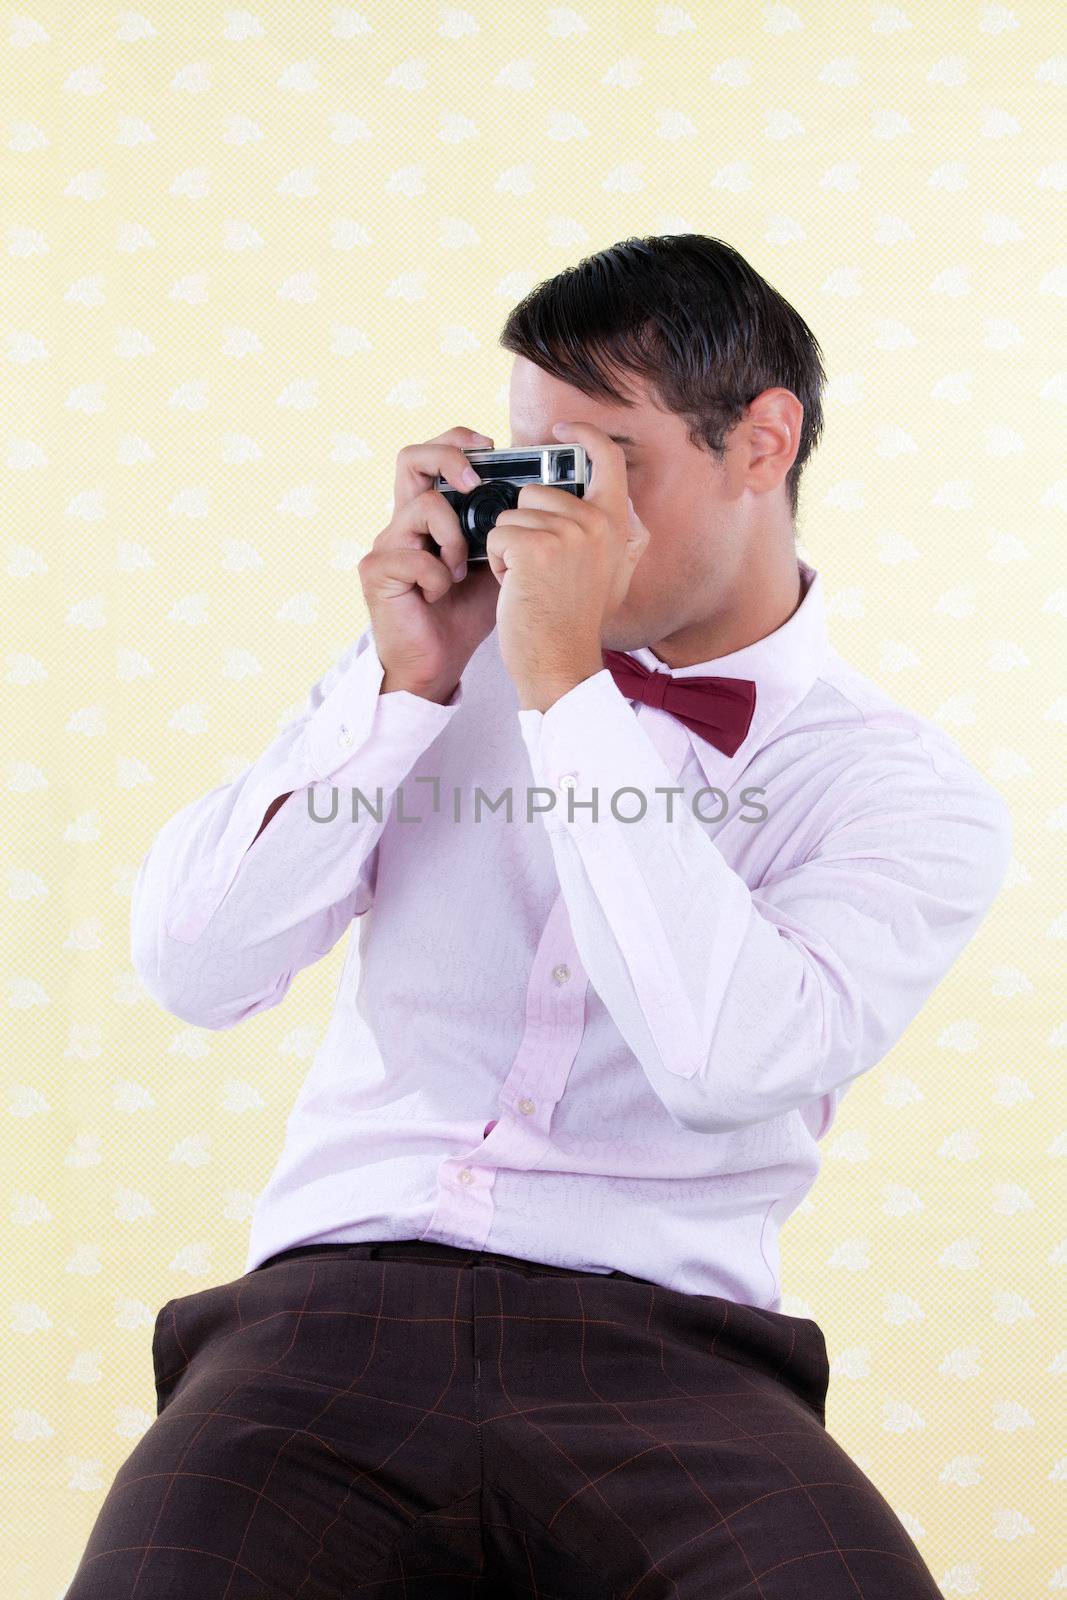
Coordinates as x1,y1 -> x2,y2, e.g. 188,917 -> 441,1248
430,443 -> 589,563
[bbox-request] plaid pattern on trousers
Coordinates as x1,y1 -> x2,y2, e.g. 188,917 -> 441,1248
64,1239 -> 943,1598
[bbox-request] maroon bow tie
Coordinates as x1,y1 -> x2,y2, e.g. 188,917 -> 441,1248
601,648 -> 757,757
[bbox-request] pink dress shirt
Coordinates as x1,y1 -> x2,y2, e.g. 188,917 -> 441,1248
130,560 -> 1013,1311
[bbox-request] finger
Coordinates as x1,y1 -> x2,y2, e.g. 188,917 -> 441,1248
512,482 -> 588,518
394,430 -> 494,508
434,426 -> 495,447
550,421 -> 625,507
359,545 -> 455,606
486,540 -> 507,585
483,512 -> 558,584
377,488 -> 471,577
450,558 -> 501,602
492,509 -> 571,530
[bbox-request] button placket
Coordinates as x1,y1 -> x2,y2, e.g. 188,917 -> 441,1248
421,892 -> 587,1245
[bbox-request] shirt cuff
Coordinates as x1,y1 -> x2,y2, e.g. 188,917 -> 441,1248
306,638 -> 463,781
517,668 -> 678,834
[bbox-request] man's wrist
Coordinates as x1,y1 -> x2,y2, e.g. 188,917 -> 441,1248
380,670 -> 460,705
514,657 -> 604,713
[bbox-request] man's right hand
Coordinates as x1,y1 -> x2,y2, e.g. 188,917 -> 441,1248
358,427 -> 503,702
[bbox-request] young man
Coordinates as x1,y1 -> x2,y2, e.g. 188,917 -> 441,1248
69,235 -> 1009,1598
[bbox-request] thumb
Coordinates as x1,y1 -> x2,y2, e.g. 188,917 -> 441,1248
625,496 -> 647,556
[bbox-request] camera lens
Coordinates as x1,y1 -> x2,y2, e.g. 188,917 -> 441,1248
462,480 -> 518,560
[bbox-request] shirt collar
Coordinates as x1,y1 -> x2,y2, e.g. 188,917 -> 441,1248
622,558 -> 830,788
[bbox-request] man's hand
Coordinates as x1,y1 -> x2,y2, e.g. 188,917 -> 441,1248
486,421 -> 651,711
358,426 -> 502,701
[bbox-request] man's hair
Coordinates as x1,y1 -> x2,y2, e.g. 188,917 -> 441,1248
499,233 -> 827,527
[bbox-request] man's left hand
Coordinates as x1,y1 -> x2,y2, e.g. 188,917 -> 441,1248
487,420 -> 650,712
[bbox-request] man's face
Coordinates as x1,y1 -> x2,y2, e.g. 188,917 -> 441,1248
506,354 -> 744,651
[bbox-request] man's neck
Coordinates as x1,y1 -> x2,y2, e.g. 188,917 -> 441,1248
647,555 -> 804,670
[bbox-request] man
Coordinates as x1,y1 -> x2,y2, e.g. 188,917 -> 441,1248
68,235 -> 1009,1597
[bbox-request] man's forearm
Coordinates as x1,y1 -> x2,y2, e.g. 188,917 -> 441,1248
251,670 -> 460,847
132,626 -> 466,1021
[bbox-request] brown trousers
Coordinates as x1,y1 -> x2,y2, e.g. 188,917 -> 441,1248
64,1239 -> 942,1598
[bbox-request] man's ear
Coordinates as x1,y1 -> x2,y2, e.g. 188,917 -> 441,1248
744,387 -> 802,493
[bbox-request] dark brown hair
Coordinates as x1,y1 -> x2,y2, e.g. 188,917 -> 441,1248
499,233 -> 827,526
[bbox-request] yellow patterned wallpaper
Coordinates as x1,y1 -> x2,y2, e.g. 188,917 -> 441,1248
3,4 -> 1063,1596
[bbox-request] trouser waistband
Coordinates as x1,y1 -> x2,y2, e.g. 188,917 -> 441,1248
254,1238 -> 655,1285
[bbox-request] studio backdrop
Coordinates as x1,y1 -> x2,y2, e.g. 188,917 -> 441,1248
2,5 -> 1062,1598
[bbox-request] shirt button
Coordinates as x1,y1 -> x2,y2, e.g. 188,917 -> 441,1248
457,1169 -> 473,1185
338,725 -> 354,747
558,772 -> 578,790
518,1097 -> 535,1115
552,963 -> 570,985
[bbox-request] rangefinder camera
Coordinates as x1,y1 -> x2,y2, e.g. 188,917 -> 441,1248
429,443 -> 589,564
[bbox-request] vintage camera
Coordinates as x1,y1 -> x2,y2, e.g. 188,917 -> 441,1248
429,443 -> 589,563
